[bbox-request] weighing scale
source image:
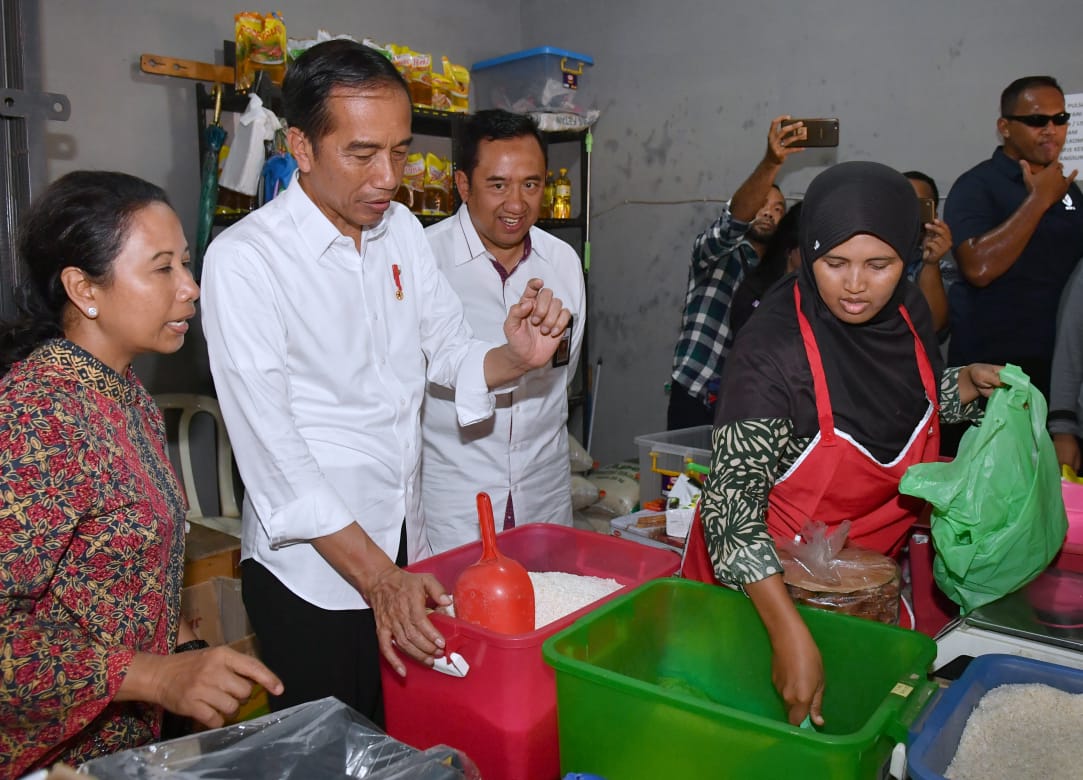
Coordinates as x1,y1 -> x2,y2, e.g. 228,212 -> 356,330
935,564 -> 1083,670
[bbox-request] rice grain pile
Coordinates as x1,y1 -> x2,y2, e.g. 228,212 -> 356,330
528,571 -> 622,629
945,682 -> 1083,780
444,572 -> 622,629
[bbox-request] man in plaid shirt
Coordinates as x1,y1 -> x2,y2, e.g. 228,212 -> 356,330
667,116 -> 807,429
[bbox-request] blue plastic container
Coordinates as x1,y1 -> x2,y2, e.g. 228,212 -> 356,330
470,46 -> 595,116
908,653 -> 1083,779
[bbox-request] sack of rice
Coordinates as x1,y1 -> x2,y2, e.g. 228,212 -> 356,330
586,461 -> 640,517
570,473 -> 600,510
568,433 -> 594,472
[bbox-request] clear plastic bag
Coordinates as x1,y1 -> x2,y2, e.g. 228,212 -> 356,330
79,697 -> 480,780
778,520 -> 901,624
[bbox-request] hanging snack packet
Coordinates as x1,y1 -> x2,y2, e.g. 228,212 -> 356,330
386,43 -> 413,81
442,56 -> 470,113
406,51 -> 433,108
234,12 -> 263,92
234,11 -> 287,89
430,73 -> 454,112
423,153 -> 451,215
402,152 -> 426,212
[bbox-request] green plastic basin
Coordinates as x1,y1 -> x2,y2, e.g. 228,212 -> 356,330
542,578 -> 937,779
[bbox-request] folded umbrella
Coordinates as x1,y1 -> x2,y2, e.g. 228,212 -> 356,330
195,84 -> 227,281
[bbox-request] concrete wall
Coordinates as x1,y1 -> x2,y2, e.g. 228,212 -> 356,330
521,0 -> 1083,465
37,0 -> 520,392
35,1 -> 1083,470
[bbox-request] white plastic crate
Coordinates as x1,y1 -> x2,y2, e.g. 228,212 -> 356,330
635,425 -> 712,504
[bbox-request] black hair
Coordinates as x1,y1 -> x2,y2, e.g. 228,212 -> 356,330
902,170 -> 940,208
457,109 -> 546,180
283,39 -> 410,147
0,170 -> 170,374
1000,75 -> 1063,117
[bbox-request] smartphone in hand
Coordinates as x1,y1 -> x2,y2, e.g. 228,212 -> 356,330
781,118 -> 839,148
918,197 -> 936,225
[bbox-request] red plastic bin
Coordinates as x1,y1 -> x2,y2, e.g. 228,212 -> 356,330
380,523 -> 680,780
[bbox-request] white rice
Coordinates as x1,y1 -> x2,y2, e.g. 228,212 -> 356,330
945,682 -> 1083,780
528,571 -> 622,629
445,571 -> 622,630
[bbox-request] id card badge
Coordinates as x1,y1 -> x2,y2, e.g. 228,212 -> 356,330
552,314 -> 573,367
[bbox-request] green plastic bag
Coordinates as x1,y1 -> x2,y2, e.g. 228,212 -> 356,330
899,364 -> 1067,614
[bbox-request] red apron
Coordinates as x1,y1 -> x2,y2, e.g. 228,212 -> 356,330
683,282 -> 940,585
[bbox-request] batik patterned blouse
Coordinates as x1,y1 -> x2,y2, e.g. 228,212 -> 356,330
0,340 -> 186,777
701,366 -> 984,587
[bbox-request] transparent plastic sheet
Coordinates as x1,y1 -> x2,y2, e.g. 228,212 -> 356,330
778,521 -> 901,624
78,697 -> 480,780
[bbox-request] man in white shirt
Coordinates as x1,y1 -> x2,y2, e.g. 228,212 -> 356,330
201,41 -> 571,720
423,110 -> 586,553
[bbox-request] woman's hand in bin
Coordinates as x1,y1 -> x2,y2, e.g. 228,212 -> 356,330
772,622 -> 825,727
119,647 -> 284,729
746,573 -> 825,727
367,564 -> 451,677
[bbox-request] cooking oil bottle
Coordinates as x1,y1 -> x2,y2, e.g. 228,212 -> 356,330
553,167 -> 572,220
540,170 -> 555,219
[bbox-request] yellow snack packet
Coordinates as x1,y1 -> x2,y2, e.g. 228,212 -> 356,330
442,56 -> 470,113
430,74 -> 453,112
234,11 -> 286,89
423,153 -> 451,215
402,152 -> 426,212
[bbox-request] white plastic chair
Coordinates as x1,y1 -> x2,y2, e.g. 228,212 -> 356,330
155,393 -> 242,538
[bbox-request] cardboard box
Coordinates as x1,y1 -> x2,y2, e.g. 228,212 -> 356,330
180,577 -> 269,723
183,523 -> 242,587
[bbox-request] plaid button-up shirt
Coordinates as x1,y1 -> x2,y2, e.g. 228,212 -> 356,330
671,205 -> 759,404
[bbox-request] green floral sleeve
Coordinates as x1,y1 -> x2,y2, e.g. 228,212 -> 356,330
700,418 -> 793,587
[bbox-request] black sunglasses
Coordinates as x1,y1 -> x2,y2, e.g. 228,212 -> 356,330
1002,112 -> 1071,128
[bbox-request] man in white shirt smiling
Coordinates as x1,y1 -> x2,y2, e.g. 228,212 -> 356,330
201,41 -> 571,721
422,110 -> 585,554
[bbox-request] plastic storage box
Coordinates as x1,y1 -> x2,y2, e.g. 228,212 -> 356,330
908,653 -> 1083,779
471,46 -> 595,117
380,524 -> 680,780
543,578 -> 938,780
635,425 -> 713,504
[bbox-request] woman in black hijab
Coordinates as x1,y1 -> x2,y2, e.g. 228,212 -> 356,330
683,161 -> 1002,726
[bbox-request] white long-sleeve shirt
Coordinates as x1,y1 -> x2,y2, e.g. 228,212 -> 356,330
202,180 -> 497,610
421,206 -> 586,553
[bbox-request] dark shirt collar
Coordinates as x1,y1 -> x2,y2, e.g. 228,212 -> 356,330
488,233 -> 533,282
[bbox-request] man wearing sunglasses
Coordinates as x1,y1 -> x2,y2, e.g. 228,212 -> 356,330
944,75 -> 1083,409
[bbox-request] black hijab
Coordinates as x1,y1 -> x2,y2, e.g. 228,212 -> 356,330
716,161 -> 943,462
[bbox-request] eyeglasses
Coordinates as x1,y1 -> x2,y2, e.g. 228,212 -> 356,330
1002,112 -> 1071,128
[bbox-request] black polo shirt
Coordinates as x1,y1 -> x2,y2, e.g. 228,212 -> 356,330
944,146 -> 1083,393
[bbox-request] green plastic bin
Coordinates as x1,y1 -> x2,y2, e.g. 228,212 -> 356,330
542,578 -> 937,779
